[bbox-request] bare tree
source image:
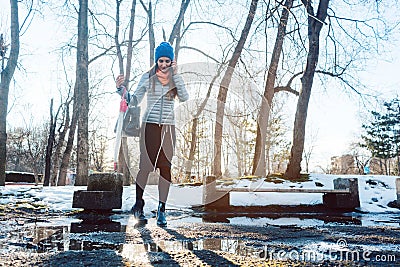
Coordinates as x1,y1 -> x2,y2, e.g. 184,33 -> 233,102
57,0 -> 126,185
350,142 -> 370,175
43,98 -> 63,186
120,0 -> 138,185
213,0 -> 259,177
140,0 -> 155,65
26,123 -> 47,185
75,0 -> 90,186
6,121 -> 47,185
168,0 -> 190,45
7,127 -> 30,172
51,99 -> 71,186
285,0 -> 329,179
252,0 -> 294,177
115,0 -> 138,185
0,0 -> 20,186
58,84 -> 79,186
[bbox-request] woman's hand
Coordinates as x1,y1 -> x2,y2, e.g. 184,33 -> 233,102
116,74 -> 125,88
171,60 -> 178,75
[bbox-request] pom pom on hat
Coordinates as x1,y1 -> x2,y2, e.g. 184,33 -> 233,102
155,42 -> 174,62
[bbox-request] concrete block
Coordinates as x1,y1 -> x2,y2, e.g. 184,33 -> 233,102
72,190 -> 122,210
72,173 -> 124,211
323,178 -> 360,209
6,172 -> 37,183
87,173 -> 123,197
323,193 -> 355,209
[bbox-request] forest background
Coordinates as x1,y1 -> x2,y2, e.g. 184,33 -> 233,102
1,0 -> 399,186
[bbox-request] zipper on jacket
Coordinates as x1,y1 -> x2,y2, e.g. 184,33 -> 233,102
159,85 -> 165,125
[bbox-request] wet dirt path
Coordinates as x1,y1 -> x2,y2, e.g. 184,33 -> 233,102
0,209 -> 400,266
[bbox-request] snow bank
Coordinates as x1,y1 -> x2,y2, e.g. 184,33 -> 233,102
0,174 -> 398,214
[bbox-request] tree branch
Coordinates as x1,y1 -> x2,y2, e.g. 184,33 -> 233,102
179,45 -> 221,63
182,21 -> 237,41
274,86 -> 299,95
169,0 -> 191,45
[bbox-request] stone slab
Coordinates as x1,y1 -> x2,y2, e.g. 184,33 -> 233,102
72,190 -> 122,210
5,172 -> 37,183
87,173 -> 123,197
323,193 -> 356,209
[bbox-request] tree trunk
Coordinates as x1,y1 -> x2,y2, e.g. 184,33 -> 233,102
185,117 -> 198,180
115,0 -> 124,74
266,134 -> 271,174
305,155 -> 310,173
51,102 -> 70,186
58,86 -> 79,186
114,0 -> 138,185
168,0 -> 190,45
397,152 -> 400,176
75,0 -> 89,186
213,0 -> 259,178
233,122 -> 242,176
385,159 -> 389,175
44,99 -> 56,186
0,0 -> 20,186
115,0 -> 129,184
125,0 -> 137,84
252,0 -> 293,177
122,0 -> 137,185
147,1 -> 155,65
284,0 -> 329,179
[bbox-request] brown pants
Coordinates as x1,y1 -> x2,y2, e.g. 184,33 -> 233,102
135,123 -> 176,203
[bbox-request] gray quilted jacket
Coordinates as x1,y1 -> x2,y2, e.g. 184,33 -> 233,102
118,72 -> 189,125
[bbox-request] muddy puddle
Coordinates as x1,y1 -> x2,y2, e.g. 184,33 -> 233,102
1,209 -> 399,257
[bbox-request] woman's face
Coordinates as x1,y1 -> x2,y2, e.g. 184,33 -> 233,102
157,57 -> 172,72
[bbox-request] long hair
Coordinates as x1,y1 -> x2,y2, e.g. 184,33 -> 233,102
148,63 -> 177,100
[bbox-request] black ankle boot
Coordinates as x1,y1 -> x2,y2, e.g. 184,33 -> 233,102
156,202 -> 167,226
131,199 -> 147,223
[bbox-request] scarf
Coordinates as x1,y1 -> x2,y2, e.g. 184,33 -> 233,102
156,68 -> 170,86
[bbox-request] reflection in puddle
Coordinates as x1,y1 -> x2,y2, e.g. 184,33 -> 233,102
200,212 -> 400,227
121,238 -> 264,263
69,239 -> 123,251
71,220 -> 124,233
5,226 -> 68,253
1,211 -> 399,260
202,214 -> 364,226
13,224 -> 398,265
3,220 -> 265,258
2,216 -> 126,254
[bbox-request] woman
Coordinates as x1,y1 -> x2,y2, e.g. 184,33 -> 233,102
116,42 -> 189,226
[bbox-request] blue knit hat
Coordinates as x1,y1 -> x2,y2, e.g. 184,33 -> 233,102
155,42 -> 174,62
